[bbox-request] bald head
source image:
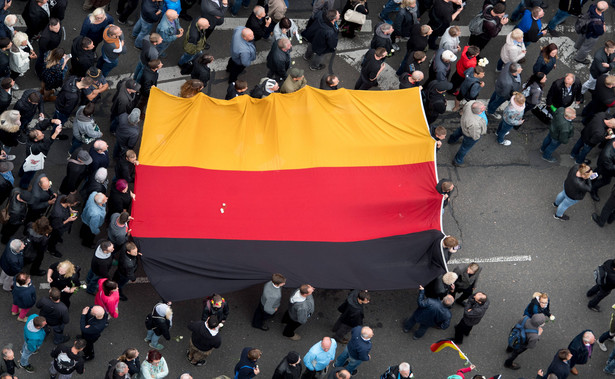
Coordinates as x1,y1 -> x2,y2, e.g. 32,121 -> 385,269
165,9 -> 178,20
91,305 -> 105,318
242,28 -> 254,41
411,71 -> 424,82
197,17 -> 210,30
597,0 -> 608,12
321,337 -> 332,351
39,176 -> 51,190
360,326 -> 374,339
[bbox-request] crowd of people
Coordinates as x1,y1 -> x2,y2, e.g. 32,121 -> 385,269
0,0 -> 610,377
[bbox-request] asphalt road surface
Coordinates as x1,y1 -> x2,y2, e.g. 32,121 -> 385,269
0,0 -> 614,378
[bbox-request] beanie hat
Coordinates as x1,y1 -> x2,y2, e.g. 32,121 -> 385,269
127,108 -> 141,125
286,351 -> 300,364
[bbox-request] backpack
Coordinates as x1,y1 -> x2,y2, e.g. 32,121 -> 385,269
594,265 -> 608,285
508,316 -> 538,349
574,12 -> 601,34
234,365 -> 253,379
468,7 -> 497,35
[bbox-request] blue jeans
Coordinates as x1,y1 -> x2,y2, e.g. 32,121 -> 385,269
379,0 -> 399,22
335,347 -> 363,373
69,137 -> 83,154
605,346 -> 615,373
178,52 -> 196,67
487,92 -> 507,115
133,61 -> 144,82
496,119 -> 514,143
547,9 -> 570,30
396,53 -> 410,76
510,1 -> 526,22
496,58 -> 505,71
97,56 -> 119,78
449,127 -> 479,164
554,185 -> 579,217
132,16 -> 154,49
146,329 -> 161,346
541,134 -> 561,159
20,342 -> 34,366
403,313 -> 430,338
85,269 -> 101,294
570,137 -> 593,164
231,0 -> 251,15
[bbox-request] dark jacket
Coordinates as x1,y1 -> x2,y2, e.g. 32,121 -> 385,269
336,289 -> 365,327
80,308 -> 107,342
14,89 -> 44,124
107,186 -> 132,215
71,35 -> 97,77
581,112 -> 610,147
546,77 -> 582,108
266,42 -> 291,80
22,0 -> 50,37
201,0 -> 227,27
6,189 -> 28,225
115,158 -> 135,183
514,314 -> 545,349
583,74 -> 615,116
139,66 -> 158,100
546,351 -> 571,379
49,200 -> 72,234
479,4 -> 503,39
590,48 -> 615,79
549,107 -> 575,144
59,159 -> 89,195
461,296 -> 489,326
38,26 -> 61,56
381,365 -> 413,379
0,242 -> 22,276
563,164 -> 592,200
0,48 -> 9,78
302,11 -> 339,55
190,59 -> 210,86
90,248 -> 113,278
28,173 -> 56,211
36,296 -> 69,326
201,295 -> 230,322
0,88 -> 11,114
584,4 -> 605,39
51,344 -> 84,375
599,259 -> 615,290
558,0 -> 582,15
453,264 -> 481,291
89,147 -> 110,175
567,329 -> 594,368
235,347 -> 258,379
495,62 -> 522,98
48,261 -> 80,293
533,55 -> 557,76
424,275 -> 454,299
0,171 -> 12,205
114,251 -> 138,281
140,0 -> 163,24
23,222 -> 48,261
347,325 -> 372,361
188,320 -> 221,351
272,357 -> 302,379
55,77 -> 84,115
424,80 -> 448,119
245,13 -> 268,41
406,23 -> 428,53
598,141 -> 615,177
0,116 -> 19,147
412,289 -> 452,329
523,297 -> 552,318
517,9 -> 543,43
111,79 -> 140,118
115,114 -> 140,154
12,280 -> 36,308
393,7 -> 416,38
370,23 -> 393,53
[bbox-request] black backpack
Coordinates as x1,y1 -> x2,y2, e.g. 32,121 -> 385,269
508,316 -> 538,350
574,12 -> 601,34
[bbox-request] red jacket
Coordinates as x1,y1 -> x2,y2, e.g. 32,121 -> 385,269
456,46 -> 477,75
453,367 -> 472,379
95,278 -> 119,318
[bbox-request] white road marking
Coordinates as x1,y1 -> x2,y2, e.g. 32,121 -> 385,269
449,255 -> 532,264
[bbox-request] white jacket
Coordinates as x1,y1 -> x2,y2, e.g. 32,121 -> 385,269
9,43 -> 32,75
500,32 -> 526,64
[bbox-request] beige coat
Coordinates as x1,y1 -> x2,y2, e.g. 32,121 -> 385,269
460,101 -> 487,140
500,32 -> 526,64
268,0 -> 287,23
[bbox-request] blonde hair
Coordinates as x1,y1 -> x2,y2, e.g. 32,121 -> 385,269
605,75 -> 615,86
89,7 -> 107,23
401,0 -> 416,7
57,260 -> 76,278
510,28 -> 524,40
448,26 -> 460,37
532,292 -> 548,299
12,32 -> 28,48
512,91 -> 526,105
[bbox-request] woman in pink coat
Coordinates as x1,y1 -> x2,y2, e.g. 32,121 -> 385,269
95,278 -> 119,318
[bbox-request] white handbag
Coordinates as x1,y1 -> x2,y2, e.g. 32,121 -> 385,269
344,3 -> 366,25
22,148 -> 46,172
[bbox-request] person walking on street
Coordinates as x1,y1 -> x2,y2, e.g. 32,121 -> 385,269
588,259 -> 615,312
553,163 -> 594,221
333,326 -> 373,376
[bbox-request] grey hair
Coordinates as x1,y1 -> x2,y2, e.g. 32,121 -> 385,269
471,101 -> 485,114
4,15 -> 16,27
379,23 -> 393,32
9,239 -> 22,251
115,361 -> 128,373
509,63 -> 521,73
398,362 -> 411,372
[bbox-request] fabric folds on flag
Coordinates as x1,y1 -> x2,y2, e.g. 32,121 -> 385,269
131,86 -> 446,301
430,340 -> 466,360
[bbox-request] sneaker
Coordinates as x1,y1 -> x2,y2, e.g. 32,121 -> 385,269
487,112 -> 502,120
149,343 -> 164,350
302,54 -> 310,62
505,131 -> 510,136
553,202 -> 558,207
553,213 -> 570,221
541,156 -> 557,163
392,43 -> 400,51
588,305 -> 601,312
599,341 -> 608,351
452,160 -> 466,168
144,338 -> 151,343
575,58 -> 591,65
127,20 -> 136,26
117,19 -> 126,24
115,10 -> 120,15
499,140 -> 512,146
3,154 -> 15,161
22,364 -> 35,373
195,360 -> 207,366
505,363 -> 521,370
289,334 -> 301,341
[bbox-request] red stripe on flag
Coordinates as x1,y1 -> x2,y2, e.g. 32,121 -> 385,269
131,163 -> 441,242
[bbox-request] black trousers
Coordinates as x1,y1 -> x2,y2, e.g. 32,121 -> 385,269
251,302 -> 274,328
588,284 -> 612,308
504,346 -> 527,367
282,310 -> 302,337
592,173 -> 614,195
468,34 -> 491,51
117,0 -> 139,22
596,191 -> 615,226
453,318 -> 473,344
332,319 -> 353,341
226,59 -> 246,84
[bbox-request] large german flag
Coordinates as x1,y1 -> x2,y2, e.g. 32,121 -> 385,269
131,86 -> 447,301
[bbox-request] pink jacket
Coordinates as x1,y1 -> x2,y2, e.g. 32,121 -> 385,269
95,278 -> 119,318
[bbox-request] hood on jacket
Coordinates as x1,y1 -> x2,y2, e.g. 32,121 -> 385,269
26,318 -> 39,333
528,313 -> 546,328
103,26 -> 122,50
375,24 -> 391,40
75,105 -> 93,123
290,290 -> 306,304
94,245 -> 112,260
